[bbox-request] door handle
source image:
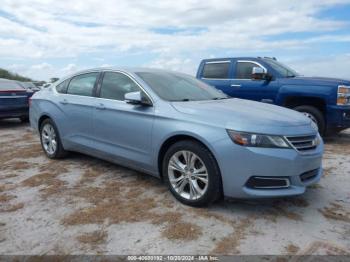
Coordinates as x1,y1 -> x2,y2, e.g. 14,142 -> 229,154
231,84 -> 241,88
60,99 -> 68,105
95,103 -> 106,110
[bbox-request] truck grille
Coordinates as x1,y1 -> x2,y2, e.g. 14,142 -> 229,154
285,135 -> 318,152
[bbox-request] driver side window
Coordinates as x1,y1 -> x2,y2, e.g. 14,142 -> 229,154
236,62 -> 263,79
100,72 -> 140,101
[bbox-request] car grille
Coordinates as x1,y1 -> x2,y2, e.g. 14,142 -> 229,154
285,135 -> 318,152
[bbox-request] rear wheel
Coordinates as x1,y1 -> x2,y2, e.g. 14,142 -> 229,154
20,116 -> 29,122
40,118 -> 67,159
294,105 -> 325,135
163,140 -> 222,207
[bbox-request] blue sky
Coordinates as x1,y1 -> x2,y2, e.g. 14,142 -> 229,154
0,0 -> 349,81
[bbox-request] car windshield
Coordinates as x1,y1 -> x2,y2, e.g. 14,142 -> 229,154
263,59 -> 300,78
19,82 -> 36,89
135,71 -> 228,101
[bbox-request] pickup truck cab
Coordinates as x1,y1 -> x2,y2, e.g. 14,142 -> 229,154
196,57 -> 350,135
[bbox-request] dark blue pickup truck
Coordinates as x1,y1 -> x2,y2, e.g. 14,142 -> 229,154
196,57 -> 350,135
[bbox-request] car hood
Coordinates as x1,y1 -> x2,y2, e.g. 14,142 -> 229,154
171,98 -> 313,133
279,76 -> 350,87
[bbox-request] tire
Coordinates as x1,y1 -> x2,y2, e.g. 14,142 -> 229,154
294,105 -> 326,135
162,140 -> 222,207
20,116 -> 29,122
39,118 -> 67,159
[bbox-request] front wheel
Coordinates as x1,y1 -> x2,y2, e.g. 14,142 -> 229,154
162,140 -> 222,207
294,105 -> 326,135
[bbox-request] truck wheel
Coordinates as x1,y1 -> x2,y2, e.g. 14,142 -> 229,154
294,105 -> 325,135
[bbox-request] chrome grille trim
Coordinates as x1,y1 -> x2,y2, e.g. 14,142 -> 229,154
285,134 -> 318,153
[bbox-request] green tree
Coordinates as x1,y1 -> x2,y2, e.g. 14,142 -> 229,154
0,68 -> 32,82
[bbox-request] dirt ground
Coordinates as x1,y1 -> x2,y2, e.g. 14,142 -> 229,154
0,119 -> 349,255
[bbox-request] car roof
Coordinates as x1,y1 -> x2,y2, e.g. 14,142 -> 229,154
201,57 -> 277,62
59,67 -> 186,82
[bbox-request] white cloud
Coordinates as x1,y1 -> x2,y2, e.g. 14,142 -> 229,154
0,0 -> 350,79
287,55 -> 350,79
60,63 -> 79,75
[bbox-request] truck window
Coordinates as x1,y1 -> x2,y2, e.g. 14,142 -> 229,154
236,62 -> 263,79
202,62 -> 230,79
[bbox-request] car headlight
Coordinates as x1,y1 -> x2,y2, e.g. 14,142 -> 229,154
337,85 -> 350,105
227,130 -> 291,148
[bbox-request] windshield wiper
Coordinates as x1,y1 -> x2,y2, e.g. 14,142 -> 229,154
212,97 -> 228,100
170,98 -> 192,102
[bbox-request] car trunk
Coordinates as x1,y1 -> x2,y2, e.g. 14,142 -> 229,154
0,80 -> 33,115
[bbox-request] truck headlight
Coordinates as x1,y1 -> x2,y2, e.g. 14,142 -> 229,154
227,130 -> 291,148
337,85 -> 350,105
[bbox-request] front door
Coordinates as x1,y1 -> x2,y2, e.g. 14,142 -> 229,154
92,71 -> 155,171
231,61 -> 278,103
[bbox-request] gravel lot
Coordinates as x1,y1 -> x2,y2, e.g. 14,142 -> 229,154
0,119 -> 349,255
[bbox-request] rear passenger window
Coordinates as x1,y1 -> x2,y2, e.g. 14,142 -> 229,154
236,62 -> 262,79
67,73 -> 99,97
202,62 -> 230,79
0,80 -> 24,91
100,72 -> 140,101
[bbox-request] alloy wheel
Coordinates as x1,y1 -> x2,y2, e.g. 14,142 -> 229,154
41,123 -> 57,155
168,150 -> 209,200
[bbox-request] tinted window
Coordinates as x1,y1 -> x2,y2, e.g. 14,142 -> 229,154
202,62 -> 230,79
56,80 -> 68,93
136,71 -> 228,101
0,80 -> 24,91
67,73 -> 99,96
100,72 -> 140,101
236,62 -> 262,79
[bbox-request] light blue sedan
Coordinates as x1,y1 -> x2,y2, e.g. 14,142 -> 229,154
29,68 -> 323,206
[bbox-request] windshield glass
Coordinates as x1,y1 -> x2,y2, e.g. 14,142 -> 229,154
135,71 -> 228,101
263,59 -> 300,78
23,82 -> 36,89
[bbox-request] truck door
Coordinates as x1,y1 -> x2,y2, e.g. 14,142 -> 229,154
197,60 -> 233,96
230,60 -> 278,103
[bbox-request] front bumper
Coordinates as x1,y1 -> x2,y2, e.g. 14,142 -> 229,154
327,105 -> 350,129
212,137 -> 324,199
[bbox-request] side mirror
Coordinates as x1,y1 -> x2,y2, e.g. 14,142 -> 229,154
251,67 -> 271,80
125,91 -> 152,106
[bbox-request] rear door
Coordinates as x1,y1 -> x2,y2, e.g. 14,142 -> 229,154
92,71 -> 155,170
230,60 -> 278,103
57,72 -> 100,148
198,60 -> 233,95
0,80 -> 32,117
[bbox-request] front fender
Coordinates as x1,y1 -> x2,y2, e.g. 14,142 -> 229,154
276,84 -> 335,105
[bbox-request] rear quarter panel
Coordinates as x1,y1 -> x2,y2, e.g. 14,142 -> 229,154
29,89 -> 69,144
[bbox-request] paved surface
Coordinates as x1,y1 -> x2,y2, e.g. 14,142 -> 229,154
0,119 -> 349,255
